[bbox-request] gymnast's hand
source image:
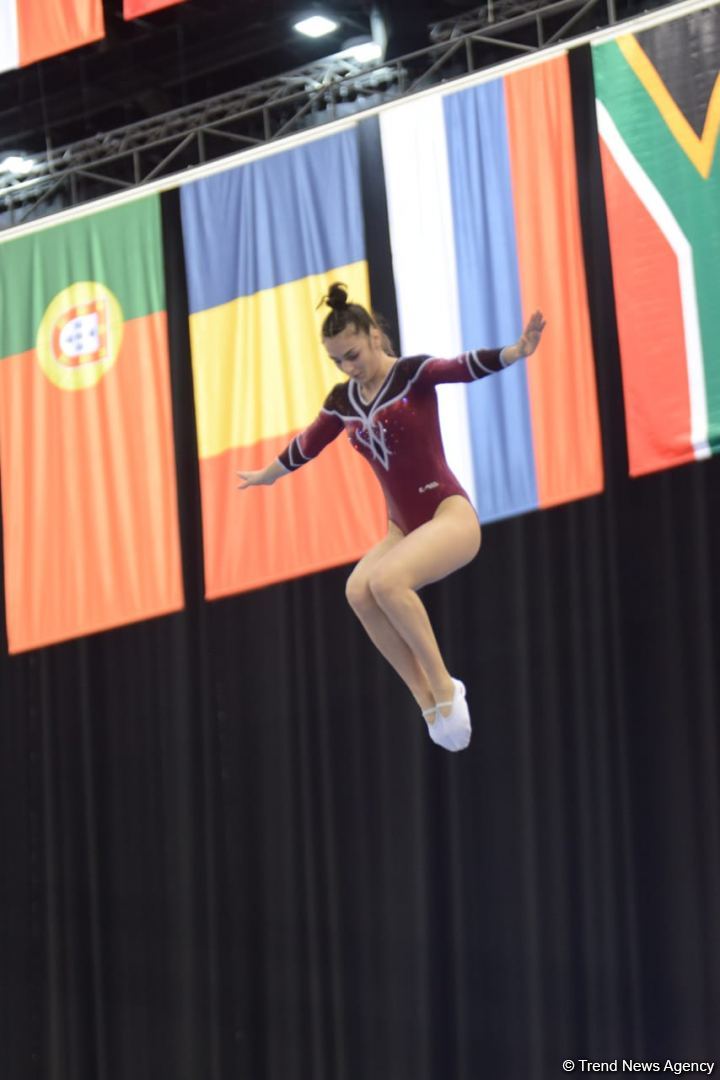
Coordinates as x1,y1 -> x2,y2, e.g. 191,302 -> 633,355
500,310 -> 546,365
237,470 -> 270,489
237,459 -> 287,488
517,310 -> 546,357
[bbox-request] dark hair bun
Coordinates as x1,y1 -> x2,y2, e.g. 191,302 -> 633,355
326,282 -> 349,311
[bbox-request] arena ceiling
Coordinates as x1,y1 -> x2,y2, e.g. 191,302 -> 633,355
0,0 -> 670,163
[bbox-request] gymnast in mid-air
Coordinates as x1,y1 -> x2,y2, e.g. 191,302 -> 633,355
238,283 -> 545,751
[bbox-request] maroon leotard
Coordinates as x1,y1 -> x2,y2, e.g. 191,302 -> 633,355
278,348 -> 505,534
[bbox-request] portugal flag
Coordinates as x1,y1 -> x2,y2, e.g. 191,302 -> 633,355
0,0 -> 104,73
0,198 -> 184,653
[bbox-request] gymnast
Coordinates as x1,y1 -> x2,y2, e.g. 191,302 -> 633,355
238,283 -> 545,751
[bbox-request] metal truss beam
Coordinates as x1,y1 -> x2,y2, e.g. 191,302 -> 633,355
0,0 -> 619,228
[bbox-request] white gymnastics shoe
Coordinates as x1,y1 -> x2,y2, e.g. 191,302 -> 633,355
423,679 -> 472,752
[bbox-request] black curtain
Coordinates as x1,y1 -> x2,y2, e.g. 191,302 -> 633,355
2,46 -> 720,1080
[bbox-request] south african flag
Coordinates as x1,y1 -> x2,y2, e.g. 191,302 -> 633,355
593,10 -> 720,476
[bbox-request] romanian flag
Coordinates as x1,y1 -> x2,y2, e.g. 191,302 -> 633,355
379,55 -> 603,521
593,13 -> 720,476
0,0 -> 104,73
180,132 -> 387,599
123,0 -> 188,18
0,198 -> 184,653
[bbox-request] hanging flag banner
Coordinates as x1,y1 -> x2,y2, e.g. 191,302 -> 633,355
123,0 -> 188,18
0,198 -> 184,653
593,11 -> 720,476
180,131 -> 387,599
0,0 -> 104,73
379,54 -> 603,523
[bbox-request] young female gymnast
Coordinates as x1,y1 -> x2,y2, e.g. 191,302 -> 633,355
238,283 -> 545,751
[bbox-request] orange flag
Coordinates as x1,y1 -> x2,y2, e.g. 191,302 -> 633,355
123,0 -> 189,18
0,0 -> 104,72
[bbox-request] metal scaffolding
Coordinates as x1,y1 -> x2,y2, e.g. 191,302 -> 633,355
0,0 -> 621,228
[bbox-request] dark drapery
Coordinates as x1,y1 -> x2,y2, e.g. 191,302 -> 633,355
1,46 -> 720,1080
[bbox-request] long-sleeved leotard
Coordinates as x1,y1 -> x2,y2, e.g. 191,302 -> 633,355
278,348 -> 506,535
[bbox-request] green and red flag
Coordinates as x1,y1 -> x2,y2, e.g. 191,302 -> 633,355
0,198 -> 184,653
593,12 -> 720,476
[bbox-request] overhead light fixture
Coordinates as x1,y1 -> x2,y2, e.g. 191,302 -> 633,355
294,14 -> 338,38
0,154 -> 36,176
342,40 -> 382,63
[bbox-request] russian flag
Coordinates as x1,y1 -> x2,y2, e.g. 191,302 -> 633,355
379,55 -> 604,523
180,131 -> 387,600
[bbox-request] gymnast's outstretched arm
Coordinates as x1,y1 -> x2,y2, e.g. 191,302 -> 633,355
237,402 -> 344,489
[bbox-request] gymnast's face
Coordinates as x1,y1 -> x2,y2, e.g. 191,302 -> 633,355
324,324 -> 383,384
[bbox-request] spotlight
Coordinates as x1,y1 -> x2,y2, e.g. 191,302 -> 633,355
0,155 -> 36,176
294,14 -> 339,38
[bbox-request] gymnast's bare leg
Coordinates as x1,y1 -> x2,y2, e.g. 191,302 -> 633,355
345,495 -> 481,721
346,526 -> 436,714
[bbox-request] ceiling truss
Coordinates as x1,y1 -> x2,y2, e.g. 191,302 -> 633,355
1,0 -> 617,229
